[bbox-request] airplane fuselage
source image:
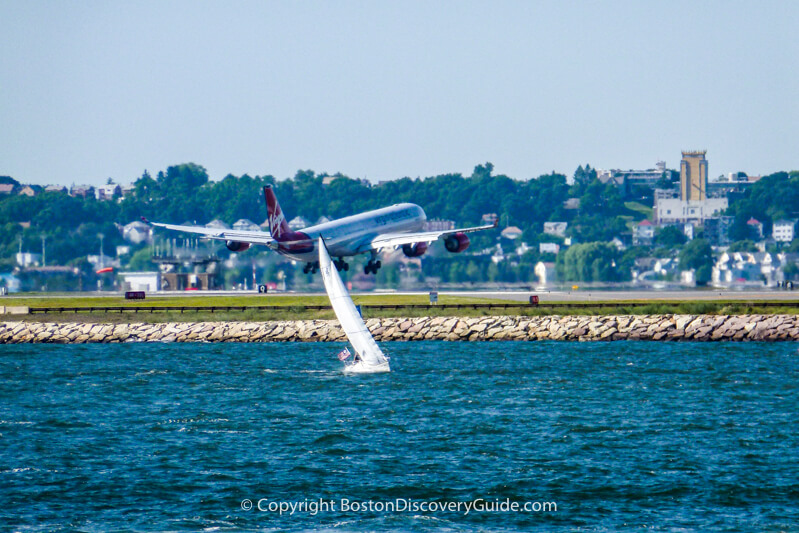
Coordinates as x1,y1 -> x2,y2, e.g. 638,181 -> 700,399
277,203 -> 426,262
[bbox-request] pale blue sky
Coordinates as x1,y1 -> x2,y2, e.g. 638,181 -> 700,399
1,1 -> 797,186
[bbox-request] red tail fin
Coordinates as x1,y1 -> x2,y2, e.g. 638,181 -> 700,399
264,185 -> 290,239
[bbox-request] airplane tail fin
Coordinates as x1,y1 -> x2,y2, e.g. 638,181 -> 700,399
264,185 -> 291,239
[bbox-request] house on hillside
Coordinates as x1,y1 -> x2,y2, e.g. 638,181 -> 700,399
543,222 -> 567,237
288,216 -> 310,230
123,221 -> 152,245
713,251 -> 777,285
0,184 -> 14,195
634,220 -> 655,246
18,186 -> 37,197
95,183 -> 121,201
500,226 -> 523,240
772,220 -> 796,242
233,219 -> 261,232
747,218 -> 764,240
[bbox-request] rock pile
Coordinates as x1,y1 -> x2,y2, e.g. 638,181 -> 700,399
0,314 -> 796,343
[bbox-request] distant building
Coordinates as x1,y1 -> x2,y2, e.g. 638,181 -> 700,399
18,186 -> 37,197
122,221 -> 152,244
773,220 -> 796,242
500,226 -> 523,240
95,184 -> 121,201
680,150 -> 708,201
205,219 -> 230,230
543,222 -> 567,237
654,197 -> 728,225
288,216 -> 310,230
563,198 -> 580,210
539,242 -> 560,255
597,161 -> 667,190
119,271 -> 161,292
69,184 -> 95,198
481,213 -> 498,224
16,252 -> 42,267
747,218 -> 764,240
45,184 -> 67,193
0,184 -> 14,194
232,219 -> 261,232
634,220 -> 655,246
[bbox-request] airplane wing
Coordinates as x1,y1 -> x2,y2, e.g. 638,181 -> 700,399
142,218 -> 277,247
366,221 -> 497,252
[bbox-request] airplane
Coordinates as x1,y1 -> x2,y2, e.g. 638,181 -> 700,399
143,185 -> 496,275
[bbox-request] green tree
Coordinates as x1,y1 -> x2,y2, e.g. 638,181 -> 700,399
679,238 -> 713,271
655,225 -> 687,248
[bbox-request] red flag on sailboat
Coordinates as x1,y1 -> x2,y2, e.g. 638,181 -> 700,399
337,347 -> 352,361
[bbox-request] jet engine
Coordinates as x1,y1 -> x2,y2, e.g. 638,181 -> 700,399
402,242 -> 428,257
444,233 -> 470,253
226,240 -> 252,252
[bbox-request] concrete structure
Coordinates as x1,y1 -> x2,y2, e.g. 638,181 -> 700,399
654,197 -> 728,225
119,271 -> 161,292
773,220 -> 796,242
680,150 -> 708,201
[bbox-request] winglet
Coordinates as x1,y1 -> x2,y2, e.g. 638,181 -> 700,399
140,216 -> 151,225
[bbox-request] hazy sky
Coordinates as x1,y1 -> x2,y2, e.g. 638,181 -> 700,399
1,1 -> 797,186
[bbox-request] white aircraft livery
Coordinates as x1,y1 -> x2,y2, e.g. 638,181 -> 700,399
144,185 -> 496,274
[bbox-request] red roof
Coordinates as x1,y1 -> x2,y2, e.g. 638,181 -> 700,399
747,218 -> 761,225
638,219 -> 653,226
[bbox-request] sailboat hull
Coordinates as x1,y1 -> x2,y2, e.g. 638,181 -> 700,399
342,361 -> 391,374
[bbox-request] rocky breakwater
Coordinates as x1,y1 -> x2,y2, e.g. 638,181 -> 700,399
1,314 -> 799,343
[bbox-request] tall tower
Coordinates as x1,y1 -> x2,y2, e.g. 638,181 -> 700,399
680,150 -> 708,201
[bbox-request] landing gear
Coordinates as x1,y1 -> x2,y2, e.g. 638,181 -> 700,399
363,259 -> 382,275
303,261 -> 320,274
334,258 -> 349,272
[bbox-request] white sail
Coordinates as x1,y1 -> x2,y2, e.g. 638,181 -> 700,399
318,237 -> 390,373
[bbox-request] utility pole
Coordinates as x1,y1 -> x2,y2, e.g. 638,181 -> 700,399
41,235 -> 46,267
98,233 -> 105,268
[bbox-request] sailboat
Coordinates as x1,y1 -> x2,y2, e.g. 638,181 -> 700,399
318,237 -> 390,374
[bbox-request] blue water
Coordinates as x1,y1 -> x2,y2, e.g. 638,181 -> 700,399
1,341 -> 797,532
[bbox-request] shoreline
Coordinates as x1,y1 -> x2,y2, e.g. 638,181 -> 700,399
2,314 -> 798,343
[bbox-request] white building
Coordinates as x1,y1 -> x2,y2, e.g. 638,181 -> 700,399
288,216 -> 310,230
123,221 -> 152,244
16,252 -> 42,267
772,220 -> 796,242
233,219 -> 261,232
543,222 -> 567,237
634,220 -> 655,246
539,242 -> 560,255
119,271 -> 160,292
654,198 -> 728,225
